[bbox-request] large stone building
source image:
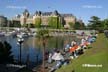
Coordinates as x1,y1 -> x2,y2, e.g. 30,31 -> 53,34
12,9 -> 76,28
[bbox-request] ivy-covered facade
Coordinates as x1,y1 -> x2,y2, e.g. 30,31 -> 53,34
12,9 -> 76,29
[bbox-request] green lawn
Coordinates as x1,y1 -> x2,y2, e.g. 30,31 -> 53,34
57,33 -> 108,72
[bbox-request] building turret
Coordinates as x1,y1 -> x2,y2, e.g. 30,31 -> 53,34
23,9 -> 29,18
33,11 -> 41,25
34,11 -> 41,16
38,11 -> 41,16
15,14 -> 20,18
51,10 -> 59,16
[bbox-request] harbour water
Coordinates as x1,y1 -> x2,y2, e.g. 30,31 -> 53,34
0,35 -> 81,66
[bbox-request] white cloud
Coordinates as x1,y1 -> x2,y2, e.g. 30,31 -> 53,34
82,5 -> 103,9
6,5 -> 27,9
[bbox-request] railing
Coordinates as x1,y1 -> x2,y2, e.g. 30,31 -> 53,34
6,64 -> 26,68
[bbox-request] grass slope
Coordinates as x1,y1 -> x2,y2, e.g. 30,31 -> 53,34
57,33 -> 108,72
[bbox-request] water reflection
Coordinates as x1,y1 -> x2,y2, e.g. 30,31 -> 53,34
0,35 -> 81,65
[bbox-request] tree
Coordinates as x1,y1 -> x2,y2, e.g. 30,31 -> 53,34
88,16 -> 102,30
36,29 -> 50,72
22,24 -> 28,28
68,22 -> 74,29
73,21 -> 80,29
102,18 -> 108,30
14,23 -> 21,27
29,23 -> 35,28
73,21 -> 85,29
81,22 -> 86,29
0,41 -> 13,64
36,29 -> 49,38
11,21 -> 21,27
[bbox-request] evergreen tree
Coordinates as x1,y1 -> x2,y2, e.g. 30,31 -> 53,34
88,16 -> 102,30
102,18 -> 108,30
73,21 -> 82,30
0,41 -> 13,64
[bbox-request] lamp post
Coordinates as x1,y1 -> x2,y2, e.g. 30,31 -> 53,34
17,37 -> 24,64
42,36 -> 45,72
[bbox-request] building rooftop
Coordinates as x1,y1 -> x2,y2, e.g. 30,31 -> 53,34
34,10 -> 59,16
16,10 -> 75,18
42,12 -> 52,16
60,14 -> 74,17
0,15 -> 6,17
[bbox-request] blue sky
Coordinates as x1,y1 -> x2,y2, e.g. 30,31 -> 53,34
0,0 -> 108,24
